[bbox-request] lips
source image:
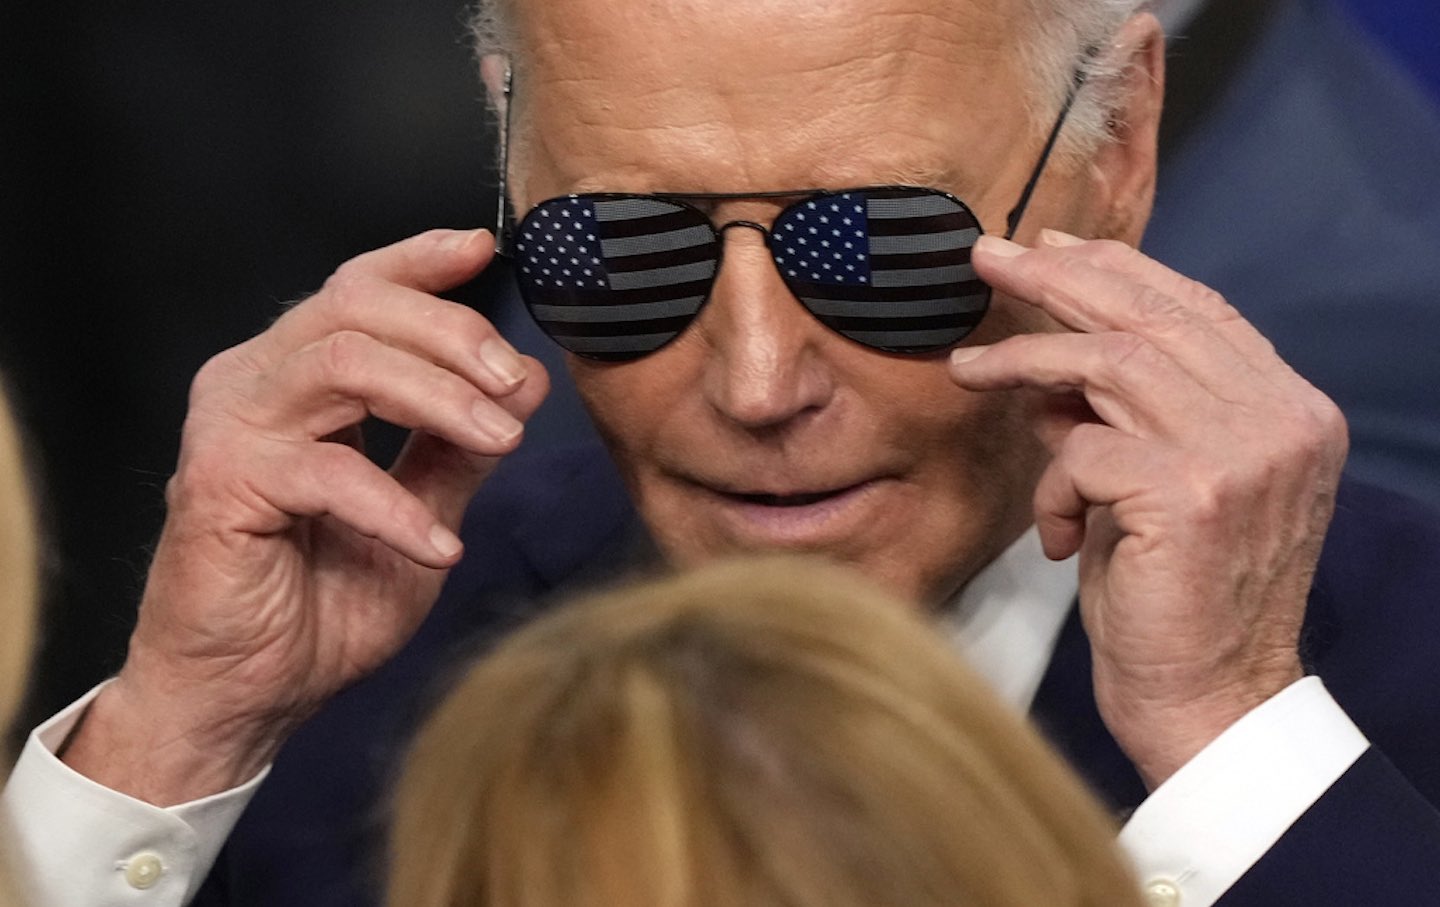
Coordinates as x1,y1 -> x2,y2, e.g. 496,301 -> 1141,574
727,487 -> 858,508
687,477 -> 893,548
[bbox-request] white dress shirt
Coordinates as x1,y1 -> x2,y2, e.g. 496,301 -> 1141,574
0,528 -> 1369,906
942,528 -> 1369,906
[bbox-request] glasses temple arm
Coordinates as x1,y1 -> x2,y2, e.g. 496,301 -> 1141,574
495,64 -> 516,256
1003,65 -> 1092,240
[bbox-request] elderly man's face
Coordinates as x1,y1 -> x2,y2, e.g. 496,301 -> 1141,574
508,0 -> 1136,603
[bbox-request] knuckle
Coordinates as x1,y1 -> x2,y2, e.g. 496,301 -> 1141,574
1180,467 -> 1232,526
1192,283 -> 1234,316
318,330 -> 373,383
187,350 -> 231,403
320,267 -> 375,313
1098,332 -> 1158,380
1128,286 -> 1193,332
1084,238 -> 1135,267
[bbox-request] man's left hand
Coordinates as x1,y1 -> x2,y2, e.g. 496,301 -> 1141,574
950,230 -> 1348,788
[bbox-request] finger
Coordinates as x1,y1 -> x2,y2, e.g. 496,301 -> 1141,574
262,249 -> 529,401
250,330 -> 526,456
949,332 -> 1224,441
1035,231 -> 1285,368
972,236 -> 1271,397
392,356 -> 551,527
253,440 -> 464,569
1032,422 -> 1185,560
340,227 -> 495,295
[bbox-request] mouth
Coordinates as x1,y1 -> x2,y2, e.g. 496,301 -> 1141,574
692,478 -> 891,548
725,488 -> 857,508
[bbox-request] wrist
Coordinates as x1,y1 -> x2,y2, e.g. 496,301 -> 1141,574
1095,656 -> 1304,789
60,670 -> 286,807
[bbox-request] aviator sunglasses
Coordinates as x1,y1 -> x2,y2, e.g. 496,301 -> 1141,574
496,66 -> 1088,361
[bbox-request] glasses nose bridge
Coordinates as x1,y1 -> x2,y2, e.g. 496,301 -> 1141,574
715,219 -> 773,243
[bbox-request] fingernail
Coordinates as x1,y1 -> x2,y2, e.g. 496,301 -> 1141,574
975,235 -> 1027,259
429,524 -> 463,559
1040,228 -> 1086,248
950,345 -> 991,365
479,337 -> 526,388
472,400 -> 524,444
442,228 -> 486,252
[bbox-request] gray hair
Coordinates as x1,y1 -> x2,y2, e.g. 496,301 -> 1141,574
468,0 -> 1150,158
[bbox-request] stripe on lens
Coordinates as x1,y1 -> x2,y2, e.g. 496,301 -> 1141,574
867,228 -> 978,255
592,197 -> 691,221
801,295 -> 988,319
839,328 -> 979,347
600,224 -> 715,258
529,297 -> 706,323
870,264 -> 976,288
608,260 -> 716,291
551,333 -> 678,354
865,194 -> 963,219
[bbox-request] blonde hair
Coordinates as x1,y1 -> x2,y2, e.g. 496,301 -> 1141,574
0,382 -> 38,907
388,556 -> 1142,907
0,386 -> 36,752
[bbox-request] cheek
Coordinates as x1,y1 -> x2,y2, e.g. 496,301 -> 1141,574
566,353 -> 692,474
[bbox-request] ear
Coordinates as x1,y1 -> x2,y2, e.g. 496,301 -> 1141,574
479,53 -> 511,120
1088,13 -> 1165,245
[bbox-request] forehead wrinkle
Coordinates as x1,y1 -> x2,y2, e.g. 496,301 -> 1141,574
513,0 -> 1037,206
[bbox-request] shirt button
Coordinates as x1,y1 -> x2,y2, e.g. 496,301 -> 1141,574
124,853 -> 164,890
1144,879 -> 1181,907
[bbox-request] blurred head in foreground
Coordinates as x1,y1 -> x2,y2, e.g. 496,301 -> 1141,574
388,557 -> 1141,907
0,381 -> 38,907
0,385 -> 36,754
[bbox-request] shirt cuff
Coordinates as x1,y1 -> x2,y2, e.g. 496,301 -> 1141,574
0,681 -> 268,906
1117,676 -> 1368,907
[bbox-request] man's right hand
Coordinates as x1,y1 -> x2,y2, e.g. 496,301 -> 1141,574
61,228 -> 549,805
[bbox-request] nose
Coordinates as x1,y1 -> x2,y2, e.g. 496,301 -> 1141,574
693,223 -> 837,431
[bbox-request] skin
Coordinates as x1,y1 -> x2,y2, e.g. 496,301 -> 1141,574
510,0 -> 1088,604
61,0 -> 1346,802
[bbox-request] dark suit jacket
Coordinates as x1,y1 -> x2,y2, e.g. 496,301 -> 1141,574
193,440 -> 1440,906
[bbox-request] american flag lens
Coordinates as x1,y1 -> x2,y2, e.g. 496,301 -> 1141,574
769,188 -> 987,353
511,187 -> 990,361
